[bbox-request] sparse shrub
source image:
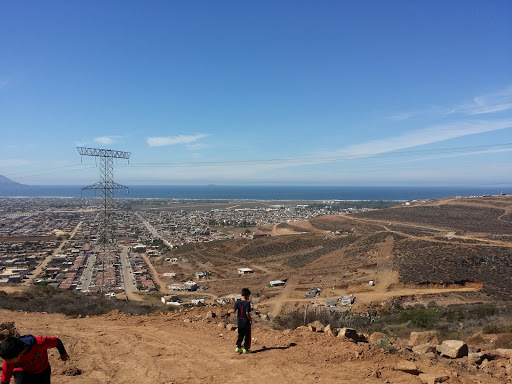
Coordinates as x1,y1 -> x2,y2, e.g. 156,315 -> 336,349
446,309 -> 465,322
0,286 -> 165,316
483,323 -> 500,334
373,338 -> 391,350
398,308 -> 440,329
467,303 -> 497,319
495,333 -> 512,349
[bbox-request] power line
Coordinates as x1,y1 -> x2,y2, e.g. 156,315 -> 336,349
118,142 -> 512,168
2,142 -> 511,179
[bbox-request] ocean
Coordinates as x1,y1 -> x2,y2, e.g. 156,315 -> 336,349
0,185 -> 508,201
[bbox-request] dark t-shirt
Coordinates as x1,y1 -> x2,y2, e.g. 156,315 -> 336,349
233,299 -> 251,328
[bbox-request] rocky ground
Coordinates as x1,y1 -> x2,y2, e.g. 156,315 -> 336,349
1,307 -> 511,384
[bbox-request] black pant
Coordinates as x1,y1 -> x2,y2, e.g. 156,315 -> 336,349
236,325 -> 251,350
13,365 -> 51,384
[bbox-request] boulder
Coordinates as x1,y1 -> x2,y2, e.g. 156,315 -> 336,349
418,373 -> 450,384
337,327 -> 359,342
369,332 -> 387,345
413,343 -> 437,356
217,322 -> 226,329
467,352 -> 484,365
307,320 -> 325,332
409,331 -> 439,347
226,324 -> 237,331
324,324 -> 337,337
204,311 -> 216,319
437,340 -> 468,359
494,348 -> 512,359
396,360 -> 421,375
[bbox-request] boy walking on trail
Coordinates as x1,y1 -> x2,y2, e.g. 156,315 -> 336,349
227,288 -> 253,354
0,335 -> 69,384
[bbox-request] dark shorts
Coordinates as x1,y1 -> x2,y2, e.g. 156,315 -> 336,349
13,365 -> 51,384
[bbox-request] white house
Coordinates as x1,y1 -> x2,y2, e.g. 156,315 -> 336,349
184,281 -> 198,291
238,268 -> 254,275
269,280 -> 286,287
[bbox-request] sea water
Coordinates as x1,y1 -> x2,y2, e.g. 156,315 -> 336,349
0,185 -> 508,201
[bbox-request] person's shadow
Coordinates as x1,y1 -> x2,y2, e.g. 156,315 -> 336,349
251,343 -> 297,354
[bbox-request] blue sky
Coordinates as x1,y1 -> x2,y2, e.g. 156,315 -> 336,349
1,1 -> 511,186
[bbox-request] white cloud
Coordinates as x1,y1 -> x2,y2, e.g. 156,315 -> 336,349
94,136 -> 122,145
450,86 -> 512,115
388,86 -> 512,121
387,112 -> 417,121
338,118 -> 512,158
146,134 -> 208,147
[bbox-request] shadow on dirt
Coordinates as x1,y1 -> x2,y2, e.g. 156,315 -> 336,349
252,343 -> 297,354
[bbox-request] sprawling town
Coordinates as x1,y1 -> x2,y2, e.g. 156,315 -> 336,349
0,197 -> 376,301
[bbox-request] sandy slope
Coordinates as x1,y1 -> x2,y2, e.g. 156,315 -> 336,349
0,309 -> 503,384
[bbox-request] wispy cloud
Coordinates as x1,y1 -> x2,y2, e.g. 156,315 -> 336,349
146,133 -> 208,147
387,112 -> 417,121
339,118 -> 512,158
453,86 -> 512,115
388,86 -> 512,121
94,136 -> 123,145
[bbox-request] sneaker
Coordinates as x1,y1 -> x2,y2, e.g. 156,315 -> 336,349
242,349 -> 253,354
235,347 -> 242,353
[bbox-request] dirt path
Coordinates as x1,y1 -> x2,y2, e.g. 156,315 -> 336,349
140,253 -> 168,294
0,308 -> 504,384
346,215 -> 512,247
270,275 -> 300,317
263,286 -> 480,311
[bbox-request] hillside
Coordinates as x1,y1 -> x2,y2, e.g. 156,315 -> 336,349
1,307 -> 510,384
1,195 -> 512,383
0,175 -> 25,187
156,195 -> 512,312
0,175 -> 29,190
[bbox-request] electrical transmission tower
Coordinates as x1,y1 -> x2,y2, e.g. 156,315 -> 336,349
77,147 -> 131,294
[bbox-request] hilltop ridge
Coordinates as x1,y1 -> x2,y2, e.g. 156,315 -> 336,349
0,174 -> 26,187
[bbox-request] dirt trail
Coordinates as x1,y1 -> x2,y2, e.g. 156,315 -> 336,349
263,286 -> 480,310
0,308 -> 504,384
346,215 -> 512,247
270,274 -> 300,317
140,253 -> 167,294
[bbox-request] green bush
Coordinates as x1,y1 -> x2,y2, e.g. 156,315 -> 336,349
373,338 -> 391,350
398,308 -> 440,329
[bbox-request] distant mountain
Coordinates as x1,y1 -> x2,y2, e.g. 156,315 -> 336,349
0,174 -> 27,187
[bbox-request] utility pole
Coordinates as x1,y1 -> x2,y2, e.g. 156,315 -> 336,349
77,147 -> 131,294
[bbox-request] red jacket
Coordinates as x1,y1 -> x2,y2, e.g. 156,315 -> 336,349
1,335 -> 66,383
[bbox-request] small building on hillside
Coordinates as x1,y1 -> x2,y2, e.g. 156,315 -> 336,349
184,281 -> 198,291
252,233 -> 271,239
339,295 -> 355,305
269,280 -> 286,287
169,284 -> 186,291
238,268 -> 254,275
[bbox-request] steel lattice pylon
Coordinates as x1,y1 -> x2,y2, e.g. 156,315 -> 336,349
78,147 -> 131,294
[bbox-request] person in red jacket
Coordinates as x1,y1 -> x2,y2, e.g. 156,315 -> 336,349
0,335 -> 69,384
